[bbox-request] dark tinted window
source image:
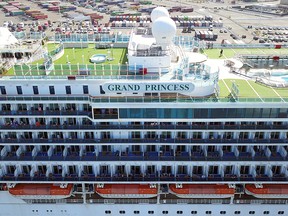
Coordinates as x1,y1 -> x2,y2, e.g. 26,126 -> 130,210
49,86 -> 55,95
33,86 -> 39,95
83,85 -> 89,94
66,86 -> 71,94
0,86 -> 6,95
16,86 -> 22,95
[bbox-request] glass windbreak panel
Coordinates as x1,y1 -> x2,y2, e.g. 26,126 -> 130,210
144,108 -> 157,118
210,109 -> 226,118
270,108 -> 279,118
262,108 -> 271,118
244,108 -> 253,118
253,108 -> 262,118
192,109 -> 208,118
130,108 -> 142,118
119,108 -> 283,119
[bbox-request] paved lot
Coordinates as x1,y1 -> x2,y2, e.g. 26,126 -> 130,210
1,0 -> 288,44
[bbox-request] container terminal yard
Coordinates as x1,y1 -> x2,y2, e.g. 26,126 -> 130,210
1,0 -> 288,44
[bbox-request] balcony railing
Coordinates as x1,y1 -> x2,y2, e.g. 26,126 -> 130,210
1,138 -> 287,144
0,95 -> 287,104
1,174 -> 286,183
0,110 -> 91,117
0,123 -> 287,131
1,151 -> 286,162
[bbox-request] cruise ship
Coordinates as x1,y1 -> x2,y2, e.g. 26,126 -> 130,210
0,7 -> 288,216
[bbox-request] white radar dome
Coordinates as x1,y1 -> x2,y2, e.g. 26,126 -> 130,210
152,17 -> 176,47
151,7 -> 170,23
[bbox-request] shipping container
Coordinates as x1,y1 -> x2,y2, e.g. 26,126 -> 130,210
26,10 -> 41,15
10,10 -> 25,16
181,7 -> 193,13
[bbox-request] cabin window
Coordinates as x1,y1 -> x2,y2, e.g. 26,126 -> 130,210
206,211 -> 211,214
0,86 -> 6,95
119,211 -> 125,214
33,86 -> 39,95
263,211 -> 269,215
66,86 -> 71,94
162,211 -> 168,214
16,86 -> 22,95
278,211 -> 284,215
49,86 -> 55,95
105,211 -> 111,214
249,211 -> 255,214
191,211 -> 197,214
234,211 -> 241,214
220,211 -> 226,214
177,211 -> 183,214
148,211 -> 154,214
83,85 -> 89,94
134,211 -> 140,214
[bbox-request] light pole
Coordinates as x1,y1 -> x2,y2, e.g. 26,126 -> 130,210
111,43 -> 114,60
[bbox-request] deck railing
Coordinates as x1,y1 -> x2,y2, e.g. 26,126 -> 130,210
0,95 -> 287,103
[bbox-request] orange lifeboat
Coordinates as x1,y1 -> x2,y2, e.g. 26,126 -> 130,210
9,184 -> 73,199
95,184 -> 157,198
245,184 -> 288,198
169,184 -> 235,198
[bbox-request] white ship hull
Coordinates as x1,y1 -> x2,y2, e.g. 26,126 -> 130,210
245,189 -> 288,199
1,191 -> 288,216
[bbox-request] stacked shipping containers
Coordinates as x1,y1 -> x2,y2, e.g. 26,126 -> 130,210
195,30 -> 218,41
26,10 -> 48,20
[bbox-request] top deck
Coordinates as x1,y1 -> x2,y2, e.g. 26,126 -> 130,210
1,41 -> 288,100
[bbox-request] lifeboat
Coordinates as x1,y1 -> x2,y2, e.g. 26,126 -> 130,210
245,184 -> 288,198
169,184 -> 235,198
9,184 -> 73,199
95,184 -> 157,198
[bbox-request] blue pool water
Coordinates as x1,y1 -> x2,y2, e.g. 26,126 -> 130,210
281,76 -> 288,82
89,54 -> 106,63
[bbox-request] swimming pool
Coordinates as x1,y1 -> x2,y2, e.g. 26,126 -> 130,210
89,54 -> 106,63
248,69 -> 288,83
281,76 -> 288,82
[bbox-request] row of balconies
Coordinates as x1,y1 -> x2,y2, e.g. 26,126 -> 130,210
1,150 -> 286,162
0,110 -> 92,117
1,138 -> 288,144
1,165 -> 287,182
2,175 -> 286,182
1,144 -> 287,161
0,123 -> 287,130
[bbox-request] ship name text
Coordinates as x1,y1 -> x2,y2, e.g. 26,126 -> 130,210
103,83 -> 194,93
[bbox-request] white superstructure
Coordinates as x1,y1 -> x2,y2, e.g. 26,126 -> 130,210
0,6 -> 288,216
